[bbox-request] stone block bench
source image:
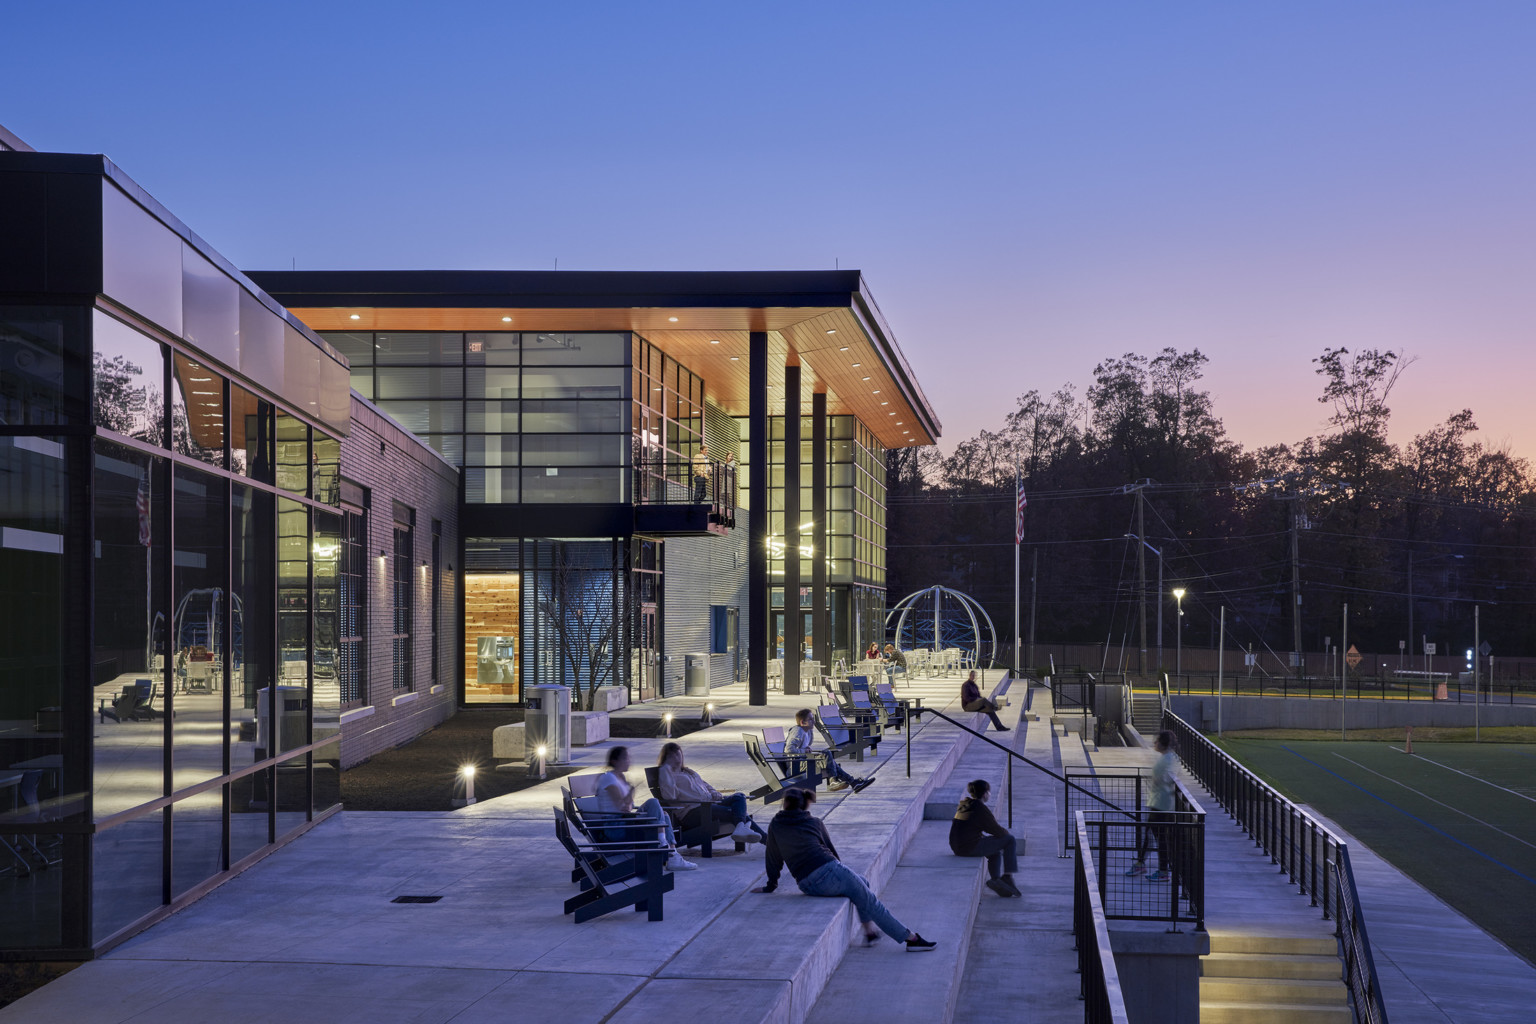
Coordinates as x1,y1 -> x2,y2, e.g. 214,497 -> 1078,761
492,711 -> 610,760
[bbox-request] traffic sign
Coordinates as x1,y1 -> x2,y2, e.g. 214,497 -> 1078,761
1345,645 -> 1362,669
1424,642 -> 1437,655
1478,641 -> 1492,657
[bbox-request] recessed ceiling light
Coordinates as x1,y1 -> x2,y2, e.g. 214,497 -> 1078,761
851,362 -> 861,368
896,421 -> 903,425
730,355 -> 739,361
872,390 -> 880,394
710,339 -> 720,344
668,316 -> 679,322
826,329 -> 836,334
838,346 -> 849,352
349,314 -> 360,320
502,316 -> 512,323
654,387 -> 663,391
861,376 -> 871,381
888,411 -> 895,416
880,401 -> 888,406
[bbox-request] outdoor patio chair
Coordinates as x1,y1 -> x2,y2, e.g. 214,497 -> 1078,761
553,807 -> 673,923
642,765 -> 744,858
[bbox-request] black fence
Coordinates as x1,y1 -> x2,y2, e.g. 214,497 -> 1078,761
1065,770 -> 1206,931
1164,709 -> 1389,1024
1072,814 -> 1133,1024
1161,669 -> 1536,705
632,454 -> 737,517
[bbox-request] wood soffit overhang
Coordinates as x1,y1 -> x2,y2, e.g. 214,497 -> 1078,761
285,303 -> 939,448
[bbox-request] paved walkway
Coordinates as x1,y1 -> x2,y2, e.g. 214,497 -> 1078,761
0,671 -> 987,1024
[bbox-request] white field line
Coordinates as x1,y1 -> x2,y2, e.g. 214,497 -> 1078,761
1332,752 -> 1536,853
1386,747 -> 1536,805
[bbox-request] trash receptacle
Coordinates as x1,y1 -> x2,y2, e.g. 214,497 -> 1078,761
256,685 -> 309,757
526,684 -> 571,764
686,653 -> 710,696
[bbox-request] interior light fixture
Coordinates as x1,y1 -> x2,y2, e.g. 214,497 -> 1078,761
668,316 -> 679,322
502,316 -> 512,322
888,411 -> 895,416
861,376 -> 871,381
826,329 -> 836,334
851,362 -> 861,368
349,314 -> 360,320
838,346 -> 849,352
896,421 -> 903,425
710,338 -> 720,344
730,355 -> 739,361
880,401 -> 888,405
872,390 -> 880,394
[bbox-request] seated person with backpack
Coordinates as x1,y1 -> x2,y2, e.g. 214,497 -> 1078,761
657,741 -> 764,844
787,708 -> 874,793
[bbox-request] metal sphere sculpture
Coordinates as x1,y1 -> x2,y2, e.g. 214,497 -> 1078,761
885,586 -> 997,668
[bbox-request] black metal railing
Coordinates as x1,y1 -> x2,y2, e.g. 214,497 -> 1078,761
632,453 -> 737,518
1073,813 -> 1133,1024
1163,709 -> 1389,1024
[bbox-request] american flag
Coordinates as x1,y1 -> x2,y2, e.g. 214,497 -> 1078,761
1015,475 -> 1027,544
137,471 -> 152,547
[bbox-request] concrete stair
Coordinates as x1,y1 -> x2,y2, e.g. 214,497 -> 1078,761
1200,931 -> 1350,1024
1130,693 -> 1161,733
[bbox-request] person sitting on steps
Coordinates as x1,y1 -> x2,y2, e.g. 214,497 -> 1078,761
753,787 -> 936,952
949,779 -> 1021,897
594,745 -> 697,872
786,708 -> 874,793
657,741 -> 765,844
960,670 -> 1009,732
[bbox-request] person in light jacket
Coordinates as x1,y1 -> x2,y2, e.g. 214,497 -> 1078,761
753,788 -> 935,952
1125,730 -> 1178,882
657,742 -> 763,843
786,708 -> 873,793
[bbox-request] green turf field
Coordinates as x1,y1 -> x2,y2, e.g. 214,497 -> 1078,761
1216,737 -> 1536,966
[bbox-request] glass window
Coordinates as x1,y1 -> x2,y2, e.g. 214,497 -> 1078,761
275,497 -> 310,755
350,370 -> 374,400
465,332 -> 519,364
392,521 -> 413,693
521,366 -> 624,400
521,331 -> 627,366
274,411 -> 308,497
312,510 -> 342,766
337,508 -> 367,706
171,353 -> 225,466
465,366 -> 519,400
171,464 -> 227,796
92,440 -> 167,819
521,434 -> 624,467
230,383 -> 273,481
0,305 -> 88,426
464,468 -> 516,504
171,797 -> 223,900
323,332 -> 375,366
232,484 -> 274,762
423,434 -> 464,465
375,332 -> 462,364
313,432 -> 340,506
376,366 -> 463,400
466,401 -> 516,433
521,467 -> 622,503
374,400 -> 464,434
522,400 -> 626,433
93,815 -> 165,943
93,311 -> 166,445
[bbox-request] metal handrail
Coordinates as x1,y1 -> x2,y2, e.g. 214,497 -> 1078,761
1163,710 -> 1389,1024
1073,813 -> 1133,1024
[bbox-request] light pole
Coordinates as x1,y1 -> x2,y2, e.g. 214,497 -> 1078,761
1126,534 -> 1164,673
1172,587 -> 1186,679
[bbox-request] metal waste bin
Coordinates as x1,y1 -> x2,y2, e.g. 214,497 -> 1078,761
686,653 -> 710,696
256,685 -> 309,757
526,684 -> 571,764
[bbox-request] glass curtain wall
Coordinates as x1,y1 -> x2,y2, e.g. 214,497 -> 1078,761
322,331 -> 631,503
632,336 -> 705,502
0,301 -> 341,955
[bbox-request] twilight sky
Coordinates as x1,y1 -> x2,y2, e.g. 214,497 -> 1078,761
9,2 -> 1535,458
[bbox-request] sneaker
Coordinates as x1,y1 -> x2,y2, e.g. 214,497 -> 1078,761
827,779 -> 850,792
1000,875 -> 1023,897
861,931 -> 881,948
665,854 -> 698,872
1124,861 -> 1146,877
995,726 -> 1011,732
851,776 -> 876,793
1145,869 -> 1169,882
905,934 -> 937,952
985,878 -> 1013,898
731,822 -> 760,843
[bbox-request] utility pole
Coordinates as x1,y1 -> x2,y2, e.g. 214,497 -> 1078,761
1137,488 -> 1147,676
1027,546 -> 1039,670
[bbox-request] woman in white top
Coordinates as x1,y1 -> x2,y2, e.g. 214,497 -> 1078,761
1125,730 -> 1177,882
595,746 -> 696,872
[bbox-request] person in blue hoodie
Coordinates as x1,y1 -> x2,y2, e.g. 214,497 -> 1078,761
752,788 -> 935,952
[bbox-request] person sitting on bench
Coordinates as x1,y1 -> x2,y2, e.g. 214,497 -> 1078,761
596,746 -> 697,872
752,787 -> 935,952
960,670 -> 1009,732
950,779 -> 1021,897
787,708 -> 873,793
657,742 -> 764,843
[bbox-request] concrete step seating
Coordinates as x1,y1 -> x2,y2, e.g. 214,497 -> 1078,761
1200,928 -> 1350,1023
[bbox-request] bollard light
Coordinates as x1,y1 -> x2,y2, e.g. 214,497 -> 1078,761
535,745 -> 548,780
703,702 -> 714,726
459,764 -> 477,806
663,712 -> 673,739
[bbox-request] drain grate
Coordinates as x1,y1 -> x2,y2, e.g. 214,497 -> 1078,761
391,895 -> 443,904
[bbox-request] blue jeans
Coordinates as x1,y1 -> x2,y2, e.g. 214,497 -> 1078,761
636,797 -> 679,848
680,792 -> 752,831
798,861 -> 909,942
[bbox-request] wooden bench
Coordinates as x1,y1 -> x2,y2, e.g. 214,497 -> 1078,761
553,804 -> 673,923
743,730 -> 825,803
642,766 -> 745,859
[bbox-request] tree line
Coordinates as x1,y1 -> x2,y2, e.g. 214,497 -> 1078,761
886,347 -> 1536,665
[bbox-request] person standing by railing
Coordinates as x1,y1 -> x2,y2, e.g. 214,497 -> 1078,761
691,450 -> 710,502
1125,730 -> 1177,882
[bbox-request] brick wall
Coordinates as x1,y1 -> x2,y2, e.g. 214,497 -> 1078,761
336,393 -> 460,768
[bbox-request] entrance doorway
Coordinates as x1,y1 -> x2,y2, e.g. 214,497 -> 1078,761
774,611 -> 814,663
635,603 -> 660,702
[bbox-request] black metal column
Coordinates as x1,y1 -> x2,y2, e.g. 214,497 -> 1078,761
748,332 -> 769,706
783,363 -> 801,696
811,390 -> 828,673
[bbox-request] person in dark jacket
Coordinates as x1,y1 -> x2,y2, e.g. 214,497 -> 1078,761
959,670 -> 1008,731
949,779 -> 1020,897
753,788 -> 935,951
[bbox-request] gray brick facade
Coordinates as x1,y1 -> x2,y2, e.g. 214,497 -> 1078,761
662,508 -> 750,695
336,393 -> 460,768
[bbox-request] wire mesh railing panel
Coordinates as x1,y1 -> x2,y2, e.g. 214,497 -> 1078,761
1080,813 -> 1204,929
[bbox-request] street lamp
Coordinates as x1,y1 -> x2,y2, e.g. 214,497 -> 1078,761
1126,534 -> 1164,673
1172,588 -> 1186,679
